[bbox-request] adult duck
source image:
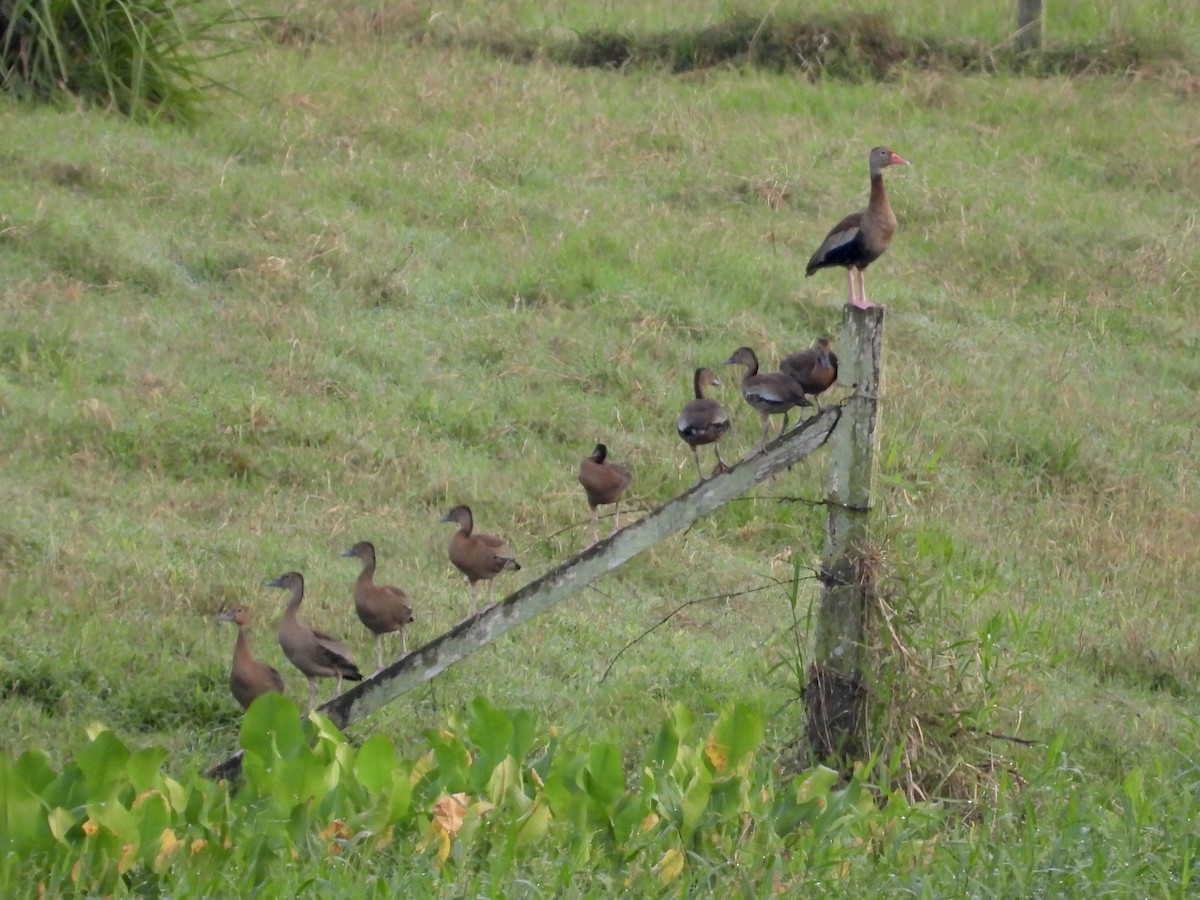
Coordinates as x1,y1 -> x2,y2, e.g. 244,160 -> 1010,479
217,605 -> 285,711
578,443 -> 633,546
267,571 -> 363,713
806,146 -> 909,309
676,367 -> 730,483
342,541 -> 414,673
780,336 -> 839,410
722,346 -> 810,455
438,505 -> 521,616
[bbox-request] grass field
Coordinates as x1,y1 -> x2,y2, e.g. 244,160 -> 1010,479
2,0 -> 1199,891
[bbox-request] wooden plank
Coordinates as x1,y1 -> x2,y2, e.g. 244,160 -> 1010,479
207,402 -> 842,781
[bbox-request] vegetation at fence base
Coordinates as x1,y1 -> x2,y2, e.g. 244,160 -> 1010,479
0,0 -> 248,121
0,699 -> 940,894
2,699 -> 1197,895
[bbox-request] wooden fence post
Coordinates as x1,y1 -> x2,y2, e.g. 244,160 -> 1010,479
804,304 -> 884,766
1016,0 -> 1043,52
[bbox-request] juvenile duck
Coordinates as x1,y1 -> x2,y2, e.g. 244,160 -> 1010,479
266,571 -> 363,713
438,505 -> 520,616
217,605 -> 285,711
676,367 -> 730,483
806,146 -> 910,309
722,346 -> 811,455
780,336 -> 839,410
342,541 -> 414,673
578,443 -> 634,545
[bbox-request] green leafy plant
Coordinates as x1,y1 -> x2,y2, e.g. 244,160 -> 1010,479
1,0 -> 248,121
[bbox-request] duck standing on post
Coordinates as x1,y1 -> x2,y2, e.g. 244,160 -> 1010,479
578,443 -> 633,546
342,541 -> 414,673
780,336 -> 839,410
439,505 -> 521,617
722,347 -> 811,456
806,146 -> 909,309
266,571 -> 363,713
677,367 -> 730,483
217,605 -> 286,711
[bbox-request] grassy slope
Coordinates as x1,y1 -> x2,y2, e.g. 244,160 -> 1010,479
1,0 -> 1198,855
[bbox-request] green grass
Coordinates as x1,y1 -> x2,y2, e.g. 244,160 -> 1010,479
1,0 -> 1200,891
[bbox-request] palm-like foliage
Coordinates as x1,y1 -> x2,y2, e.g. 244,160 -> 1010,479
1,0 -> 245,121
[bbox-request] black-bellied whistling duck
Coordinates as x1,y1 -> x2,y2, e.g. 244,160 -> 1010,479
677,367 -> 730,483
780,336 -> 839,410
578,443 -> 633,545
266,571 -> 363,713
341,541 -> 414,673
217,605 -> 285,711
438,505 -> 521,616
722,346 -> 811,455
806,146 -> 910,309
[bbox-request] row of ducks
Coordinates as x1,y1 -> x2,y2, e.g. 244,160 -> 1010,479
215,335 -> 838,715
677,337 -> 839,480
212,145 -> 898,715
218,505 -> 520,714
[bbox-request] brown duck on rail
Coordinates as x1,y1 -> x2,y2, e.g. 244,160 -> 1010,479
439,505 -> 521,617
578,443 -> 633,546
676,367 -> 730,484
780,336 -> 839,410
722,346 -> 811,456
342,540 -> 414,673
267,571 -> 363,713
217,605 -> 285,711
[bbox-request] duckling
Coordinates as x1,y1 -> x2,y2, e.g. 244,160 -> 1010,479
578,443 -> 634,545
266,571 -> 363,713
342,541 -> 414,674
438,505 -> 521,616
676,367 -> 730,483
780,336 -> 839,410
217,605 -> 286,711
722,346 -> 811,455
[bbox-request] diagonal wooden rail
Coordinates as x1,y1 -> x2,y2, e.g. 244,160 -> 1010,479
206,403 -> 842,781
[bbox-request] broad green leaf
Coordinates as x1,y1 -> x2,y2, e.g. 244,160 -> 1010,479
126,746 -> 168,792
646,716 -> 681,771
241,692 -> 305,765
355,733 -> 398,795
510,798 -> 551,849
74,729 -> 131,798
581,743 -> 624,811
705,703 -> 763,775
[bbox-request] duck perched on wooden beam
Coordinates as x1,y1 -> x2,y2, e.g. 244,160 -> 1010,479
217,605 -> 285,711
780,336 -> 839,410
342,541 -> 414,673
722,346 -> 810,456
439,505 -> 521,617
806,146 -> 909,309
677,367 -> 730,483
266,571 -> 363,713
578,443 -> 633,546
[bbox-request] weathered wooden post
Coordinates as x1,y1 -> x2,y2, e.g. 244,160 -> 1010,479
804,305 -> 884,766
1015,0 -> 1043,53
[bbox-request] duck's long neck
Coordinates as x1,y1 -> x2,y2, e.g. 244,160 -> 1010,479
868,172 -> 889,214
234,625 -> 254,663
743,355 -> 760,378
359,556 -> 377,581
286,585 -> 304,614
693,371 -> 706,400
